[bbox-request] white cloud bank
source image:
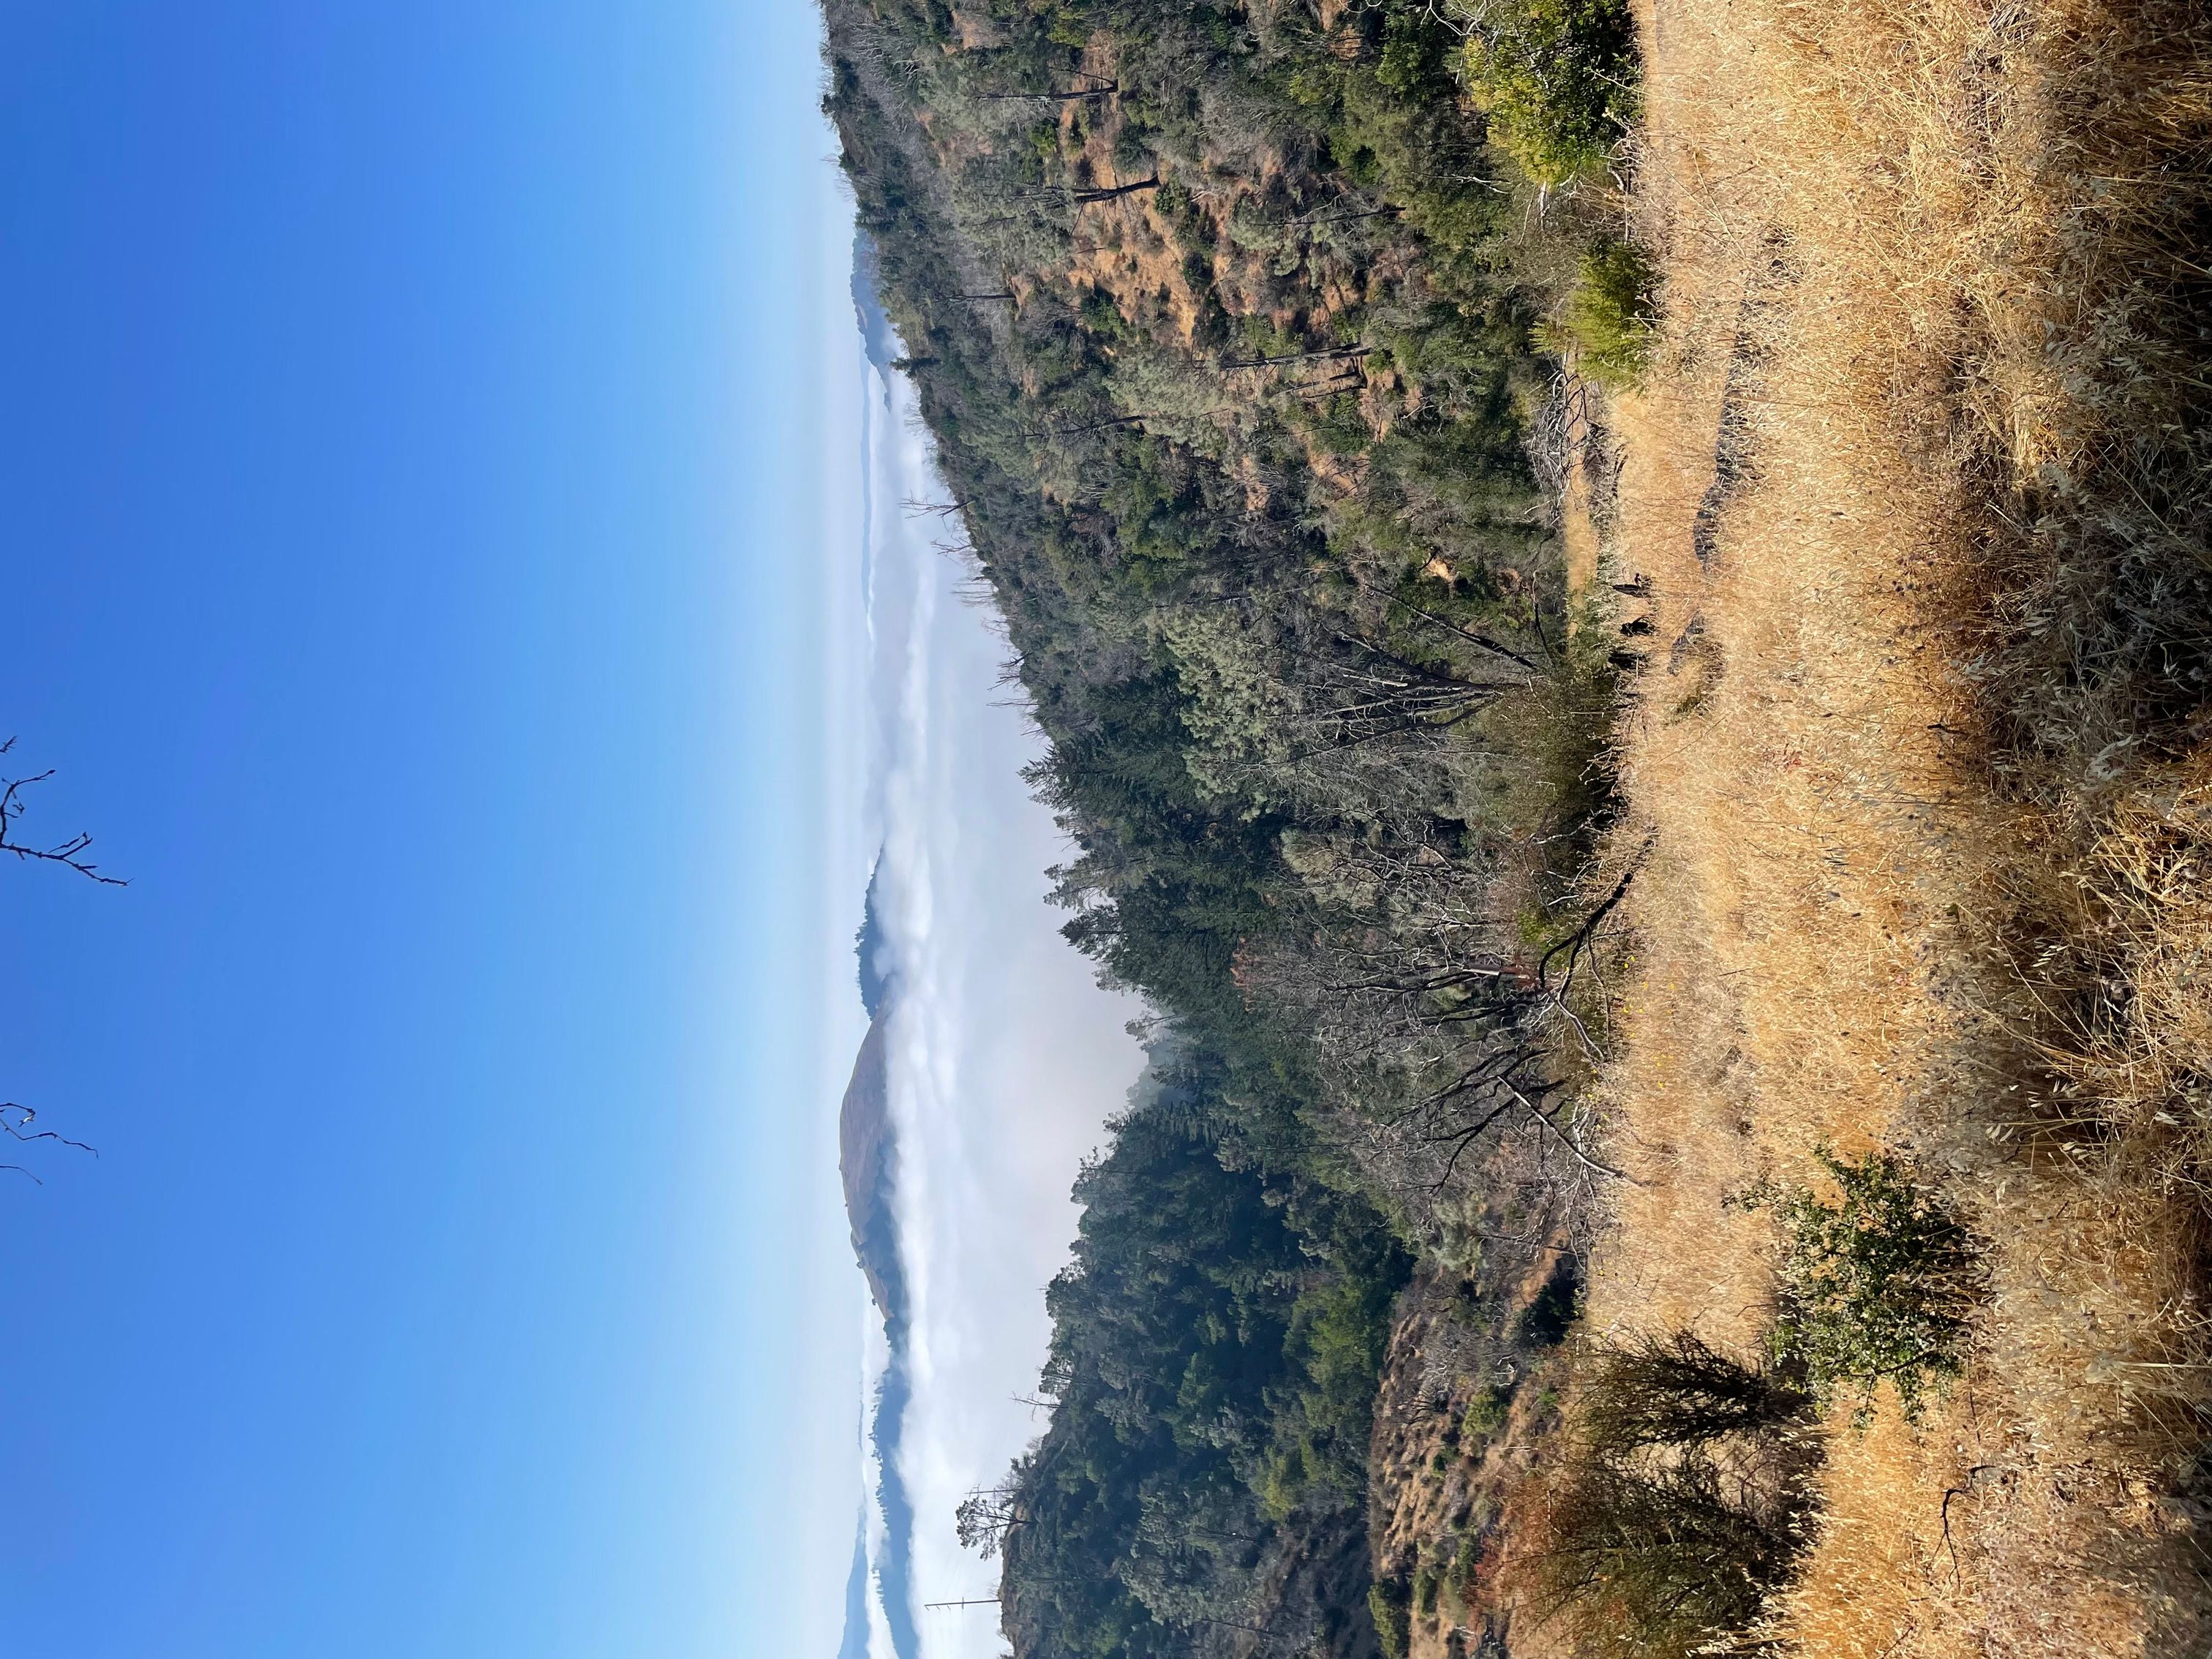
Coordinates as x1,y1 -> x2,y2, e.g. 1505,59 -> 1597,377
859,355 -> 1146,1659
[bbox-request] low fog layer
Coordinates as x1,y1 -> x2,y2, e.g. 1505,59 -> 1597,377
839,249 -> 1145,1659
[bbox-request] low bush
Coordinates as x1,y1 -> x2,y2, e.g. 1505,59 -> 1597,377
1369,1576 -> 1412,1659
1546,240 -> 1660,388
1511,1257 -> 1582,1349
1451,1524 -> 1483,1590
1762,1147 -> 1982,1425
1456,0 -> 1641,185
1526,1329 -> 1821,1655
1463,1383 -> 1511,1440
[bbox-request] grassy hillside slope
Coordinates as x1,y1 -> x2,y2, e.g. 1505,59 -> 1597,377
1548,0 -> 2212,1651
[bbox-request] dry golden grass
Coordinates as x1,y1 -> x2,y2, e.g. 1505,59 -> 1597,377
1567,0 -> 2212,1649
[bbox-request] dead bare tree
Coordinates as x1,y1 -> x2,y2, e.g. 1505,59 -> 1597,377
903,495 -> 970,521
1071,175 -> 1159,206
1219,344 -> 1374,372
1238,814 -> 1638,1248
1007,173 -> 1162,211
981,73 -> 1118,107
1532,835 -> 1653,1060
1344,571 -> 1541,673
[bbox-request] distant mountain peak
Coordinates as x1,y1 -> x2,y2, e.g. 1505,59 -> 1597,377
838,1009 -> 904,1328
856,854 -> 893,1023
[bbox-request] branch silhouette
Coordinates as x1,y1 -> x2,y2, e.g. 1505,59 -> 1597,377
0,1105 -> 100,1186
0,739 -> 127,885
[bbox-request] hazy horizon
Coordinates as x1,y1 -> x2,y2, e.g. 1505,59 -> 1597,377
836,247 -> 1146,1659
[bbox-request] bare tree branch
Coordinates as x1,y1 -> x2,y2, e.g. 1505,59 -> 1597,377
0,740 -> 127,886
0,1104 -> 99,1158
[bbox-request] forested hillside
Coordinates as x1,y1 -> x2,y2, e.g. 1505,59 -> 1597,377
818,1 -> 1641,1655
822,0 -> 1636,1211
973,1051 -> 1412,1659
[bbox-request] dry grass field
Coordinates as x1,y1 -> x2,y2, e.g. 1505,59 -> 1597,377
1551,0 -> 2212,1650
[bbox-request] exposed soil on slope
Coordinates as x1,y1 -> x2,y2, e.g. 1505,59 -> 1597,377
1365,1256 -> 1583,1659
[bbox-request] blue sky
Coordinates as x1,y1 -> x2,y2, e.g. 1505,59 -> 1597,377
0,4 -> 865,1655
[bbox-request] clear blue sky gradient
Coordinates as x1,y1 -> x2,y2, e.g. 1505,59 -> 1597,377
0,4 -> 854,1654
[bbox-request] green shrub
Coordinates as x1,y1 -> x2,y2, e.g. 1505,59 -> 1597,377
1257,1442 -> 1308,1523
1457,0 -> 1641,185
1764,1148 -> 1982,1426
1547,240 -> 1660,388
1451,1525 -> 1483,1590
1462,1384 -> 1510,1440
1369,1577 -> 1412,1659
